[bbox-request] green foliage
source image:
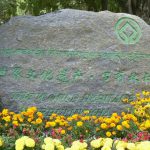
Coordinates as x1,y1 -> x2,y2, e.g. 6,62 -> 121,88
0,0 -> 149,25
0,0 -> 17,24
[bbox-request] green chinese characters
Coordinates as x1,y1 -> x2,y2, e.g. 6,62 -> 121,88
0,66 -> 149,84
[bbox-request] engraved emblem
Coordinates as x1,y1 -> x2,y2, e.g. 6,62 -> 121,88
115,17 -> 142,44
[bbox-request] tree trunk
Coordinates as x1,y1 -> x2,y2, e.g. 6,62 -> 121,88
128,0 -> 133,14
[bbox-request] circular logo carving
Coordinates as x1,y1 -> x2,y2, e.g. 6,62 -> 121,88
115,17 -> 142,44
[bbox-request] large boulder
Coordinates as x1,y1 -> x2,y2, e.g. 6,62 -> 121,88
0,9 -> 149,115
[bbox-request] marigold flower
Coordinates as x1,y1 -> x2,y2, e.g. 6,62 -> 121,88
90,138 -> 103,148
45,143 -> 54,150
110,123 -> 116,128
36,118 -> 42,124
3,116 -> 11,122
44,137 -> 53,144
77,121 -> 83,127
67,117 -> 73,122
12,121 -> 19,126
37,112 -> 43,118
25,138 -> 35,148
126,143 -> 136,150
122,121 -> 130,129
2,109 -> 8,115
116,125 -> 123,131
100,123 -> 108,129
60,130 -> 66,135
106,131 -> 112,137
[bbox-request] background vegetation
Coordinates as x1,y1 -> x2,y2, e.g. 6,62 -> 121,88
0,0 -> 150,25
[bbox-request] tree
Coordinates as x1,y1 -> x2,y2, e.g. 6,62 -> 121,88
0,0 -> 149,25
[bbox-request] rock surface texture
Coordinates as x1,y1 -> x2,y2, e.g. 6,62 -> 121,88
0,9 -> 150,115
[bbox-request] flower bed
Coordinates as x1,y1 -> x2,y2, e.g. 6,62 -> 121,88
0,91 -> 150,150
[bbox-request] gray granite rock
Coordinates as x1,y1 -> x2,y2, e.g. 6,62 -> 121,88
0,9 -> 149,115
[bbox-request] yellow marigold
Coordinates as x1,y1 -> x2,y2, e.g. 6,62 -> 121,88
98,117 -> 104,122
106,131 -> 112,137
100,123 -> 108,129
37,112 -> 43,118
67,117 -> 73,122
116,125 -> 123,131
142,91 -> 149,96
3,116 -> 11,122
44,137 -> 53,144
55,119 -> 61,123
60,130 -> 66,135
30,106 -> 37,112
2,109 -> 8,115
72,140 -> 87,150
131,116 -> 137,122
72,114 -> 78,120
15,138 -> 25,150
121,112 -> 126,116
25,138 -> 35,148
41,144 -> 45,149
122,121 -> 130,129
45,122 -> 50,128
81,116 -> 86,121
10,111 -> 15,115
12,121 -> 19,126
103,138 -> 113,148
144,120 -> 150,129
110,123 -> 116,128
126,143 -> 136,150
64,121 -> 69,127
84,116 -> 90,121
53,139 -> 61,147
92,115 -> 97,119
77,121 -> 83,127
112,112 -> 118,117
57,145 -> 64,150
59,122 -> 65,126
90,138 -> 103,149
15,144 -> 24,150
45,143 -> 54,150
136,141 -> 150,150
104,118 -> 111,124
114,118 -> 120,123
51,113 -> 57,117
36,118 -> 42,124
18,117 -> 24,122
51,121 -> 56,127
115,140 -> 127,150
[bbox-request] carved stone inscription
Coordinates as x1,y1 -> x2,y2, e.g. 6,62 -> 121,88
0,12 -> 150,115
0,48 -> 150,115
